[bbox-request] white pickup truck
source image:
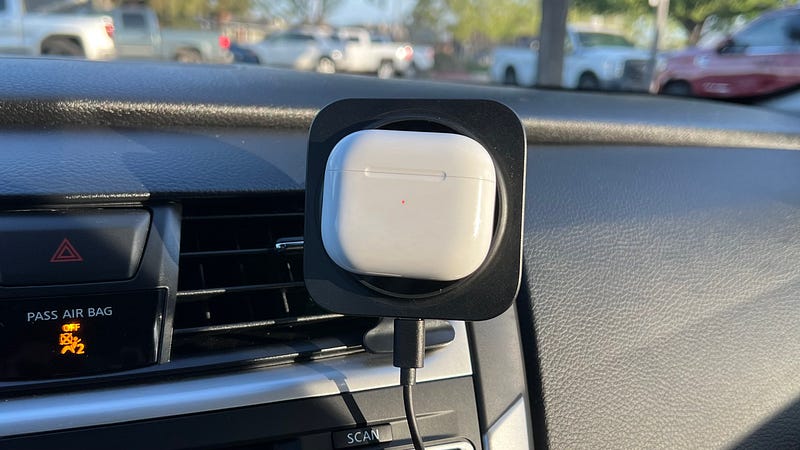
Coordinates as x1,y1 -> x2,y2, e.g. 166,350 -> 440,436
336,27 -> 416,78
490,29 -> 650,90
0,0 -> 115,59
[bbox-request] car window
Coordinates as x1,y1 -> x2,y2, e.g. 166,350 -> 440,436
265,34 -> 285,44
733,15 -> 791,48
784,14 -> 800,46
121,13 -> 146,30
287,33 -> 314,42
576,32 -> 634,48
24,0 -> 59,12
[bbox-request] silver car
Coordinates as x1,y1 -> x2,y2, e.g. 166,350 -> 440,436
251,29 -> 345,73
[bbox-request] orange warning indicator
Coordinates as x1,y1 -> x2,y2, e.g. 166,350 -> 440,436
50,238 -> 83,263
59,331 -> 85,354
62,323 -> 81,332
59,322 -> 86,355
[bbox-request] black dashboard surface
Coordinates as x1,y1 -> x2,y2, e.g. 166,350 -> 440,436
2,58 -> 800,448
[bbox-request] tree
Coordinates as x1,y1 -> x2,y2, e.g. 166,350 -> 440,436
572,0 -> 782,44
411,0 -> 541,43
408,0 -> 450,43
215,0 -> 253,18
252,0 -> 345,25
670,0 -> 779,43
538,0 -> 568,88
410,0 -> 450,32
148,0 -> 251,26
445,0 -> 541,42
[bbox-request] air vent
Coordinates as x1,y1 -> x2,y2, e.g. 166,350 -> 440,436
172,194 -> 377,364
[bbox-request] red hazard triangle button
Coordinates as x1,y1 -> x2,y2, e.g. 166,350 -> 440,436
50,238 -> 84,263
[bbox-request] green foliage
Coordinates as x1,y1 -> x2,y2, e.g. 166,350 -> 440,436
570,0 -> 644,16
148,0 -> 252,27
670,0 -> 780,26
252,0 -> 345,24
572,0 -> 782,39
412,0 -> 541,43
411,0 -> 450,31
450,0 -> 541,41
215,0 -> 252,16
146,0 -> 347,27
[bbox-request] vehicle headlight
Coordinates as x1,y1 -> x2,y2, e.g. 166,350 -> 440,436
331,50 -> 343,61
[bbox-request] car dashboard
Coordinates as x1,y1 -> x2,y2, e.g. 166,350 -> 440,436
2,58 -> 800,449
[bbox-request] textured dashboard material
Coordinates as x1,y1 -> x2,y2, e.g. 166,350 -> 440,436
524,146 -> 800,449
1,59 -> 800,150
0,129 -> 305,201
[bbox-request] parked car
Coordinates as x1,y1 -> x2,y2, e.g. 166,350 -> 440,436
412,44 -> 436,74
490,28 -> 650,90
112,7 -> 232,64
652,7 -> 800,98
336,27 -> 415,78
250,28 -> 345,73
0,0 -> 115,59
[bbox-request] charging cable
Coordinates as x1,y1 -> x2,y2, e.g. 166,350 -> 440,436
394,318 -> 426,450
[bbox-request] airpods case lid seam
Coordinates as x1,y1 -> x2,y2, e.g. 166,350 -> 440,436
325,129 -> 497,183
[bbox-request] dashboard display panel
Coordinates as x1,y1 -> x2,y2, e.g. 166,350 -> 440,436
0,290 -> 162,380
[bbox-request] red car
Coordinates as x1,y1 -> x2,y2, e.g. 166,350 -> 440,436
652,7 -> 800,98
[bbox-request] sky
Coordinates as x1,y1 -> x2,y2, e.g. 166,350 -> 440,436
326,0 -> 416,26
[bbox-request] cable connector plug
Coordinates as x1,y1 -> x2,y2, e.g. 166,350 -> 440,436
393,318 -> 426,450
393,318 -> 425,384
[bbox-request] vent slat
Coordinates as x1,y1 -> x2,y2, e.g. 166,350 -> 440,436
180,248 -> 279,258
173,313 -> 346,336
176,282 -> 306,301
182,212 -> 304,221
172,194 -> 377,361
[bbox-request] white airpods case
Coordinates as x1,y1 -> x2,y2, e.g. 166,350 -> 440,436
321,129 -> 497,281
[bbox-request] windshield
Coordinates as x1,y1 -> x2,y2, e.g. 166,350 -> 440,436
9,0 -> 799,109
25,0 -> 90,13
576,32 -> 634,48
371,35 -> 392,43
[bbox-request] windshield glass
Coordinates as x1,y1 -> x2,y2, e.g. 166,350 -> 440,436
25,0 -> 88,13
576,32 -> 634,48
9,0 -> 798,109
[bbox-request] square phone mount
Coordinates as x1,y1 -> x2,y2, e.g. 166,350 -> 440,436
305,99 -> 526,321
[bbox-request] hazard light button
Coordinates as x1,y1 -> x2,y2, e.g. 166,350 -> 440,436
0,210 -> 150,286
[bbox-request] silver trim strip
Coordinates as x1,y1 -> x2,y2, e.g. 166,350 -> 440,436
482,395 -> 531,450
0,322 -> 471,437
275,237 -> 304,252
432,443 -> 474,450
387,442 -> 474,450
433,444 -> 474,450
412,442 -> 474,450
